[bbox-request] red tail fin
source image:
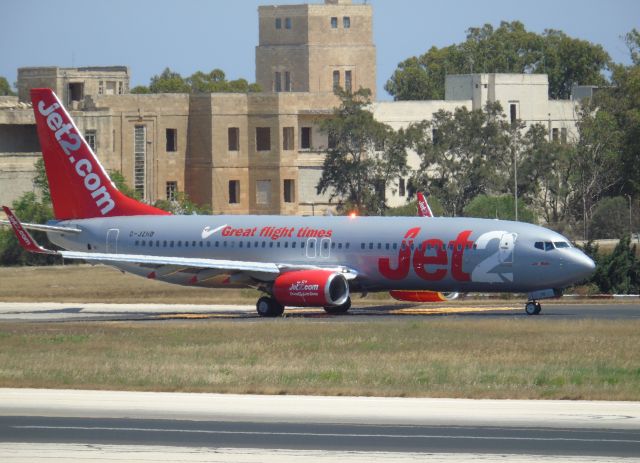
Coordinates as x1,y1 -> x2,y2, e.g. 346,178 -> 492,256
417,192 -> 434,218
31,88 -> 169,220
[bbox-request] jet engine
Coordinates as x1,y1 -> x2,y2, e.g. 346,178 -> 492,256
273,270 -> 349,307
389,290 -> 459,302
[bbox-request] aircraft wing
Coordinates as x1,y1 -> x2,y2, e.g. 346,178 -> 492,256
0,219 -> 82,234
2,206 -> 357,281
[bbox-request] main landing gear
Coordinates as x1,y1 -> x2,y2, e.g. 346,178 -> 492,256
256,296 -> 285,318
525,300 -> 542,315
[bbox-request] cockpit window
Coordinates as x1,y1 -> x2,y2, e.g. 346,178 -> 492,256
535,241 -> 556,251
554,241 -> 570,248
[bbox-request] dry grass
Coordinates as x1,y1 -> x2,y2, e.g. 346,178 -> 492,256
0,319 -> 638,400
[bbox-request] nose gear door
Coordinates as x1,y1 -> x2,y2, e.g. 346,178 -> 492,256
498,233 -> 517,265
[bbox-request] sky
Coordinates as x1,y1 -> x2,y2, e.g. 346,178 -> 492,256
2,0 -> 638,100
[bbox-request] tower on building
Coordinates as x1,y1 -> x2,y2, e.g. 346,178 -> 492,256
256,0 -> 376,98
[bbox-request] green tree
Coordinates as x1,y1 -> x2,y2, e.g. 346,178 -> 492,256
130,85 -> 151,94
409,102 -> 510,216
463,194 -> 536,223
154,191 -> 211,215
385,21 -> 610,100
0,192 -> 57,266
0,76 -> 15,96
108,170 -> 141,200
573,101 -> 623,239
590,196 -> 634,239
588,235 -> 640,294
143,68 -> 261,94
32,158 -> 51,204
317,88 -> 409,215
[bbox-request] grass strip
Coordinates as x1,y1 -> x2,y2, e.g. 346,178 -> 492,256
0,318 -> 638,400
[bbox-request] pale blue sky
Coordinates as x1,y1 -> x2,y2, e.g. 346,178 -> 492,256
2,0 -> 638,100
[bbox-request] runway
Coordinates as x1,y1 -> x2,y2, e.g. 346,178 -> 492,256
0,300 -> 639,322
1,389 -> 639,461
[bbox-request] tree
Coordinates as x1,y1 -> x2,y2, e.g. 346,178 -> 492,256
587,235 -> 640,294
138,68 -> 261,94
109,170 -> 141,200
316,88 -> 409,215
385,21 -> 610,101
409,102 -> 511,216
0,77 -> 15,96
154,191 -> 211,215
590,196 -> 634,239
573,101 -> 623,239
464,194 -> 536,223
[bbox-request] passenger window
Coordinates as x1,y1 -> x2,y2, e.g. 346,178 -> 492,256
239,242 -> 243,248
262,242 -> 266,248
269,242 -> 274,248
215,241 -> 219,247
377,243 -> 382,249
361,243 -> 365,250
223,241 -> 227,247
163,241 -> 167,247
170,241 -> 174,248
206,242 -> 211,247
393,243 -> 397,250
192,241 -> 196,247
331,242 -> 335,249
338,243 -> 343,249
135,240 -> 139,246
346,243 -> 350,249
284,242 -> 289,248
184,241 -> 188,247
141,241 -> 146,247
369,243 -> 373,250
385,243 -> 389,250
292,242 -> 297,248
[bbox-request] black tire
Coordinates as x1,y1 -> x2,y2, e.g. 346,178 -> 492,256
525,301 -> 538,316
534,302 -> 542,315
256,296 -> 285,317
323,297 -> 351,315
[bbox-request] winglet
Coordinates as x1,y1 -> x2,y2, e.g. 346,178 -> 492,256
417,192 -> 434,218
2,206 -> 55,254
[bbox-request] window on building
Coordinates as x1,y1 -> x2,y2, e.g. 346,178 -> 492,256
256,127 -> 271,151
561,127 -> 568,144
333,70 -> 340,90
228,127 -> 239,151
285,17 -> 291,29
284,71 -> 291,91
166,181 -> 177,201
284,179 -> 295,203
343,16 -> 350,28
98,81 -> 104,95
274,71 -> 282,92
399,178 -> 406,197
301,127 -> 312,150
229,180 -> 240,204
256,180 -> 272,205
374,179 -> 386,201
552,128 -> 559,141
275,18 -> 281,29
283,127 -> 294,150
345,70 -> 352,92
330,17 -> 338,28
68,82 -> 84,104
134,125 -> 146,198
510,103 -> 517,125
118,82 -> 123,95
105,81 -> 116,95
166,128 -> 177,152
84,130 -> 96,153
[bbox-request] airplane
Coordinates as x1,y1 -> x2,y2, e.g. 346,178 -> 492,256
2,88 -> 596,317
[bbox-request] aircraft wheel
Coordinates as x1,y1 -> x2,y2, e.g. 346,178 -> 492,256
256,296 -> 285,317
323,297 -> 351,315
525,301 -> 539,316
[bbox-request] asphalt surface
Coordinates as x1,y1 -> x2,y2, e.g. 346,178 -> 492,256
0,301 -> 639,322
2,415 -> 639,457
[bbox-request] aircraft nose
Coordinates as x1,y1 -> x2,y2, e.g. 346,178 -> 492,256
571,250 -> 596,281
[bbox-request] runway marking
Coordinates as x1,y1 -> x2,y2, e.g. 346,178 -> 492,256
12,425 -> 640,443
390,306 -> 519,315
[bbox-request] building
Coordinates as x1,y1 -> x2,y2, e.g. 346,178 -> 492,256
0,0 -> 583,215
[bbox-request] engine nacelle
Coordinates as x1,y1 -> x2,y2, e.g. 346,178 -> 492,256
389,290 -> 459,302
273,270 -> 349,307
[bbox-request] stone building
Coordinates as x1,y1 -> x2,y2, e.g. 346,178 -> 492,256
0,0 -> 584,215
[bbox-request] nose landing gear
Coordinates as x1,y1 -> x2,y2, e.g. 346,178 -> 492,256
525,300 -> 542,315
